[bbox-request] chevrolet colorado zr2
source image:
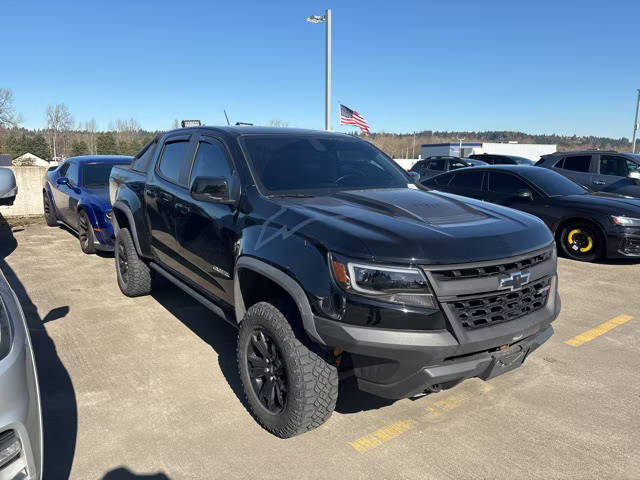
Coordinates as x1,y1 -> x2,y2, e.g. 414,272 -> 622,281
109,126 -> 560,437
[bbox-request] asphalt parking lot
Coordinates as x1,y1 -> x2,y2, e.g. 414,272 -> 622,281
1,220 -> 639,480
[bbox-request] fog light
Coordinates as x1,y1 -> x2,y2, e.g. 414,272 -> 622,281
0,431 -> 21,469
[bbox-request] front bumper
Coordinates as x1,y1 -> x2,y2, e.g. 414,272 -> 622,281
314,273 -> 560,399
0,276 -> 42,480
606,227 -> 640,257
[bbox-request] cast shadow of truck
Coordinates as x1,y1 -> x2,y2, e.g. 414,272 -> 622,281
0,214 -> 77,479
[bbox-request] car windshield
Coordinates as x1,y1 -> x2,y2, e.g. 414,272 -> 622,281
240,135 -> 410,195
82,163 -> 127,186
523,168 -> 588,196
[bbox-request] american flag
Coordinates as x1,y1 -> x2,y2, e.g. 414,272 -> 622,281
340,104 -> 371,135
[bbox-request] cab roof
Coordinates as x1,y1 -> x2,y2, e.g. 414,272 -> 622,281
66,155 -> 133,164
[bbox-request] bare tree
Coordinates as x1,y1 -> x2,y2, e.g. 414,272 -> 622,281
84,118 -> 97,154
46,104 -> 73,160
115,118 -> 141,144
0,88 -> 20,128
172,119 -> 180,129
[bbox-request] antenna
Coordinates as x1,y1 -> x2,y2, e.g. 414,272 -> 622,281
224,110 -> 230,126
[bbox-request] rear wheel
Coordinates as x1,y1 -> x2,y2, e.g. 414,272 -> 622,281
43,191 -> 57,227
237,302 -> 339,438
559,222 -> 602,262
78,210 -> 96,254
115,227 -> 152,297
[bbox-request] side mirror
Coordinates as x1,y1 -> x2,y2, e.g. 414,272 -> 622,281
515,188 -> 533,200
190,176 -> 234,204
408,171 -> 420,182
57,177 -> 69,185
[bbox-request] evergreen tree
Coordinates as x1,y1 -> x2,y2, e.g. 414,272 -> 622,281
28,134 -> 50,160
70,140 -> 89,157
96,132 -> 117,154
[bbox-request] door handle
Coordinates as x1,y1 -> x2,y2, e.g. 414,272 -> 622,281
592,180 -> 606,185
174,202 -> 190,216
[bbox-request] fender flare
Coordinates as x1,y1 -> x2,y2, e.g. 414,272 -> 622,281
234,256 -> 325,345
111,201 -> 143,255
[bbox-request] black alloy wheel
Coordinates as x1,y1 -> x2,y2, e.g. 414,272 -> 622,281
114,227 -> 152,297
43,191 -> 57,226
246,328 -> 288,413
78,211 -> 96,254
117,241 -> 129,286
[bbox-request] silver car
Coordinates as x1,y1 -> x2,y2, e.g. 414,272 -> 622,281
0,168 -> 42,480
0,169 -> 17,207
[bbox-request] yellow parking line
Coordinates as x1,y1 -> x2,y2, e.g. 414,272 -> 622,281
349,419 -> 418,453
565,315 -> 633,347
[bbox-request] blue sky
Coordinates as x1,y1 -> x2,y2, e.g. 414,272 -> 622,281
2,0 -> 638,138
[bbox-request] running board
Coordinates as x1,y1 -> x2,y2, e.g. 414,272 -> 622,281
149,263 -> 238,329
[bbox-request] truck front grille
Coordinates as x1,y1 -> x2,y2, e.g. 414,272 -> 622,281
445,277 -> 551,330
431,250 -> 552,281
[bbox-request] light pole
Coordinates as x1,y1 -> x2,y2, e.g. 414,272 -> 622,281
632,89 -> 640,154
458,137 -> 465,155
307,9 -> 331,131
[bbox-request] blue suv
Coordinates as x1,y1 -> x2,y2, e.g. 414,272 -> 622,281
43,155 -> 132,253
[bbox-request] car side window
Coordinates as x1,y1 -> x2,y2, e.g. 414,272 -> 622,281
626,159 -> 640,174
158,139 -> 190,184
431,172 -> 454,186
189,139 -> 232,184
449,160 -> 467,170
428,159 -> 445,171
561,155 -> 591,173
57,162 -> 70,177
132,139 -> 157,173
599,155 -> 628,177
450,171 -> 484,189
66,162 -> 79,185
488,172 -> 529,193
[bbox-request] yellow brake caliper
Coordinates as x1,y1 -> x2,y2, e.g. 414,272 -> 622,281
567,228 -> 593,253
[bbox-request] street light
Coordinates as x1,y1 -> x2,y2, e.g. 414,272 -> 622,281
306,9 -> 331,131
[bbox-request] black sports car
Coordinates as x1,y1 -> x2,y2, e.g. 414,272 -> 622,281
422,165 -> 640,262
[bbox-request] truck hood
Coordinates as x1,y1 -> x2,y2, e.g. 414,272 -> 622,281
272,188 -> 553,265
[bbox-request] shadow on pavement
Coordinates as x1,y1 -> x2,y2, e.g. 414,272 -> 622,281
0,214 -> 77,479
102,467 -> 170,480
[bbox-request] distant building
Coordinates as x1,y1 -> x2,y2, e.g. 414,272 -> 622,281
421,142 -> 556,161
12,152 -> 50,167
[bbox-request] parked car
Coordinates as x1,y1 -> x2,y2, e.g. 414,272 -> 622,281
409,156 -> 487,182
469,153 -> 535,166
0,168 -> 17,206
0,170 -> 43,480
43,155 -> 132,253
109,126 -> 559,438
422,165 -> 640,262
536,150 -> 640,197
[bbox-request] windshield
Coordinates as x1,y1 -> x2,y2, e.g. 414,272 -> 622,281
524,167 -> 588,196
82,163 -> 127,187
241,135 -> 410,195
511,156 -> 535,165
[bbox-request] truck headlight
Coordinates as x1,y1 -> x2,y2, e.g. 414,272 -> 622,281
0,298 -> 12,361
611,215 -> 640,227
330,256 -> 437,308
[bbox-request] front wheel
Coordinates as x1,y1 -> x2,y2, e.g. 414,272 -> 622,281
115,227 -> 152,297
78,210 -> 97,254
559,222 -> 602,262
237,302 -> 339,438
43,191 -> 57,227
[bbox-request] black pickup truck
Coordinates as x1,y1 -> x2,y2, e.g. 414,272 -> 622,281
109,126 -> 560,437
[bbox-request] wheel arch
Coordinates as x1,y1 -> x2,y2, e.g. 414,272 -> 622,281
234,256 -> 325,345
112,201 -> 143,255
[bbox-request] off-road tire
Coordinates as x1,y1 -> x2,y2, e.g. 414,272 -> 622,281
43,191 -> 57,227
558,221 -> 602,262
78,210 -> 97,254
115,227 -> 152,297
237,302 -> 339,438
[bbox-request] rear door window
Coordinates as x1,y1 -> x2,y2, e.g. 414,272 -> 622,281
561,155 -> 591,173
431,172 -> 454,186
449,160 -> 468,170
599,155 -> 629,177
450,171 -> 484,189
488,172 -> 529,193
132,139 -> 158,173
428,159 -> 446,171
158,139 -> 190,184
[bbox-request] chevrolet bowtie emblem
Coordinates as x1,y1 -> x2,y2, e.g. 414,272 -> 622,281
498,271 -> 531,292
